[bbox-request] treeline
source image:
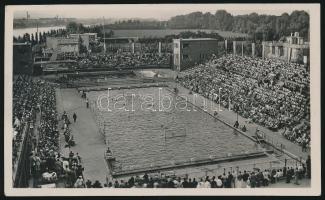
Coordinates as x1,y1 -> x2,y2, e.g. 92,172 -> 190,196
13,29 -> 67,44
13,22 -> 114,44
66,22 -> 114,38
137,31 -> 224,43
102,10 -> 309,41
164,31 -> 224,42
168,10 -> 309,41
14,10 -> 309,42
105,20 -> 167,30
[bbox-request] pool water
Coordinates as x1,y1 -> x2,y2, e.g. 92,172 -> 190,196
88,87 -> 259,172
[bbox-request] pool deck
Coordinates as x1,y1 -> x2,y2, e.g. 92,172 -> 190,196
56,88 -> 109,184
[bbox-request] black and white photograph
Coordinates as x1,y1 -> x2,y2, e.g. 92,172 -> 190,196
3,3 -> 321,196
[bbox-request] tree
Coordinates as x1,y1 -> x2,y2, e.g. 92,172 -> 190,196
66,22 -> 79,33
164,10 -> 309,41
39,34 -> 43,44
17,36 -> 22,43
35,32 -> 38,43
215,10 -> 234,31
42,32 -> 46,43
38,32 -> 42,43
288,11 -> 309,39
275,13 -> 290,38
23,33 -> 30,42
31,33 -> 35,44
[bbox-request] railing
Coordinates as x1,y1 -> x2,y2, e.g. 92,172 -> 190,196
110,151 -> 271,177
262,132 -> 285,151
178,157 -> 304,180
107,157 -> 304,182
12,121 -> 33,188
257,130 -> 308,164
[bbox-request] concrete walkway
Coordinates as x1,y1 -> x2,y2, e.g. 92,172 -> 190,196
56,88 -> 109,184
173,83 -> 309,160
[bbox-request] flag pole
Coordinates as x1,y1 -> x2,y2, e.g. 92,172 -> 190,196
103,16 -> 106,53
36,21 -> 39,43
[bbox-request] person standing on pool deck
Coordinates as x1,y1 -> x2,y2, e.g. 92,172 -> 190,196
73,113 -> 77,123
234,121 -> 239,128
86,99 -> 89,108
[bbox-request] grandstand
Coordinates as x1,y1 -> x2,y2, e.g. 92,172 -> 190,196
11,31 -> 311,189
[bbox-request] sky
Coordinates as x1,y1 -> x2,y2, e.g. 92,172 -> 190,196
12,4 -> 308,20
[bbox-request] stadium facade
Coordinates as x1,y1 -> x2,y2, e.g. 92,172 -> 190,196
262,32 -> 309,64
173,38 -> 219,71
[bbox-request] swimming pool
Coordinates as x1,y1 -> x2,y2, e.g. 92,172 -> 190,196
88,87 -> 260,173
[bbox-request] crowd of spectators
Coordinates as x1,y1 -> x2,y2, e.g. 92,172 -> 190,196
24,80 -> 60,185
12,76 -> 86,187
12,75 -> 39,165
48,43 -> 172,70
282,121 -> 310,149
76,51 -> 171,69
177,55 -> 310,146
57,52 -> 78,61
137,42 -> 172,54
84,162 -> 308,188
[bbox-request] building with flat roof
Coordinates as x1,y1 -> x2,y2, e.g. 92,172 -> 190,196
173,38 -> 219,71
262,32 -> 309,64
70,33 -> 98,51
46,37 -> 79,55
